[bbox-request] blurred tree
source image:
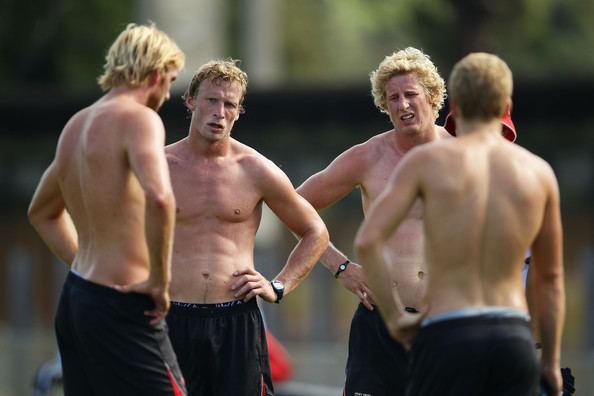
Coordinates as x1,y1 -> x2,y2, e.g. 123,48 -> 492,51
280,0 -> 594,84
2,0 -> 594,93
0,0 -> 133,94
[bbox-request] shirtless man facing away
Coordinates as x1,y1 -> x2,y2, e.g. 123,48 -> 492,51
165,59 -> 329,396
355,53 -> 564,395
297,47 -> 449,396
28,23 -> 187,395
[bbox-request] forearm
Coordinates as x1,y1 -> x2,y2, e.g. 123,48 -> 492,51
358,242 -> 403,321
276,227 -> 329,295
319,241 -> 350,274
31,213 -> 77,265
144,193 -> 176,288
537,274 -> 565,368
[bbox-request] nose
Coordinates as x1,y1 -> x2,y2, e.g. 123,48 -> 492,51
213,102 -> 225,118
397,97 -> 410,110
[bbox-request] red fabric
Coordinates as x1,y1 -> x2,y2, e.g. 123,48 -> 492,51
266,330 -> 293,383
166,367 -> 186,396
444,109 -> 517,142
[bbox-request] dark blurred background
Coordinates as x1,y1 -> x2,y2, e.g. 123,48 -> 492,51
1,0 -> 593,394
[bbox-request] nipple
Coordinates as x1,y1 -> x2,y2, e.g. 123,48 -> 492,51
234,209 -> 241,215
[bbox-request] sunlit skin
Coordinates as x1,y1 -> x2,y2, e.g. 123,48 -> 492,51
166,78 -> 328,305
27,68 -> 180,325
355,103 -> 564,394
297,72 -> 450,311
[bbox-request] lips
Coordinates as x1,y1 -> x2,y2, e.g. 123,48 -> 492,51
208,122 -> 224,132
400,113 -> 414,121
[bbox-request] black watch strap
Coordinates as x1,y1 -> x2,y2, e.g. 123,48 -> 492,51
334,260 -> 350,278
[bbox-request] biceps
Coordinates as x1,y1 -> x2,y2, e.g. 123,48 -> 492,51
299,170 -> 357,209
268,189 -> 322,237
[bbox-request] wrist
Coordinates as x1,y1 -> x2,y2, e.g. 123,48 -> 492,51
334,260 -> 350,278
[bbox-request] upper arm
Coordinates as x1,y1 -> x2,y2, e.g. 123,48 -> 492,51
260,160 -> 326,238
125,111 -> 173,200
357,151 -> 424,246
531,165 -> 563,277
28,161 -> 66,224
297,146 -> 366,210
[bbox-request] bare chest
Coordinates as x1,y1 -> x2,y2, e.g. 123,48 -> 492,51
170,162 -> 262,224
362,156 -> 424,219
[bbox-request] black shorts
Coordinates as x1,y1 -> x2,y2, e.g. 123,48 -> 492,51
407,311 -> 539,396
344,303 -> 409,396
166,299 -> 274,396
55,271 -> 186,396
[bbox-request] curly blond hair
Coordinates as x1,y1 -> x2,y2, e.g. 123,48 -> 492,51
370,47 -> 446,120
183,59 -> 248,114
98,23 -> 185,91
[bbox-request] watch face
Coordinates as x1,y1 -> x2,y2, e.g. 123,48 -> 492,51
272,280 -> 284,291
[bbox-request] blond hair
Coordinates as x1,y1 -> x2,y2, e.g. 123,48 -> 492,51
448,53 -> 513,120
183,59 -> 248,114
370,47 -> 446,120
98,23 -> 185,91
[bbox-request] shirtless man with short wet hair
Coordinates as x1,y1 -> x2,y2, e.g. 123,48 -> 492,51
356,52 -> 564,395
165,59 -> 329,396
28,23 -> 186,395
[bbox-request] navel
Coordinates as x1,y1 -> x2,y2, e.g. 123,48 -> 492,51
418,271 -> 425,280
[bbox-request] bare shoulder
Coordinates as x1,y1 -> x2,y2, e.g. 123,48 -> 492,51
233,140 -> 285,180
510,143 -> 558,185
344,130 -> 390,162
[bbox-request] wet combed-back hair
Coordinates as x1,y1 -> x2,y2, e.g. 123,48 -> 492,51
97,23 -> 185,91
370,47 -> 446,120
448,52 -> 513,121
183,59 -> 248,114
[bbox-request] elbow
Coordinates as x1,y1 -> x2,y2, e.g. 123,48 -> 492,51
354,231 -> 380,262
312,221 -> 329,250
27,202 -> 44,230
147,188 -> 176,213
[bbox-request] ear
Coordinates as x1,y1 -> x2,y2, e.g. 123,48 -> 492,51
504,98 -> 513,116
184,94 -> 195,111
147,70 -> 161,87
449,98 -> 459,117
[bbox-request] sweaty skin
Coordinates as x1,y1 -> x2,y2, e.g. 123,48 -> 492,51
298,73 -> 450,310
28,69 -> 179,323
167,79 -> 328,304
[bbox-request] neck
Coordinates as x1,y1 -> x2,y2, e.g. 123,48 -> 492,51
106,84 -> 151,106
392,123 -> 439,153
186,129 -> 231,158
455,118 -> 501,137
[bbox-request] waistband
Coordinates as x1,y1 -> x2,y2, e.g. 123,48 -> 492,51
64,270 -> 152,304
362,303 -> 419,314
169,298 -> 259,317
421,306 -> 530,328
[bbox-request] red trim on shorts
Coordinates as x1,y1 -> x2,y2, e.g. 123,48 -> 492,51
166,367 -> 185,396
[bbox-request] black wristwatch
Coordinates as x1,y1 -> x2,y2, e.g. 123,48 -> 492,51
270,279 -> 285,303
334,260 -> 350,278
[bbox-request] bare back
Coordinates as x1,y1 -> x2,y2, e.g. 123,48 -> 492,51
417,134 -> 557,314
56,95 -> 167,286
